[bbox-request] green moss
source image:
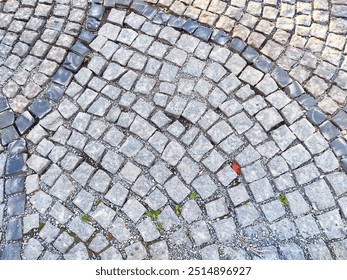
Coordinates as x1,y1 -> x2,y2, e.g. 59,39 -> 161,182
38,222 -> 45,232
82,215 -> 90,223
156,221 -> 163,231
146,210 -> 161,221
175,205 -> 182,216
189,192 -> 197,200
278,194 -> 289,206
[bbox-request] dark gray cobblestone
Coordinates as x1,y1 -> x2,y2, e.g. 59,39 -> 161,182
0,0 -> 346,260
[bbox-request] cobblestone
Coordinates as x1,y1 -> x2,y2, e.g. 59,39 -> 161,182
0,0 -> 346,260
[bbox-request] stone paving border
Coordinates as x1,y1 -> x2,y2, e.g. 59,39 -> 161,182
0,0 -> 346,260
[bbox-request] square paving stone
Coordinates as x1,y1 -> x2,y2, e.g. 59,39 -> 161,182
27,154 -> 50,174
89,170 -> 111,193
144,188 -> 167,211
181,200 -> 202,224
122,197 -> 146,223
282,144 -> 312,169
286,191 -> 311,217
125,242 -> 147,260
219,73 -> 242,95
149,161 -> 172,185
204,62 -> 227,82
39,222 -> 60,243
305,180 -> 335,211
177,157 -> 199,184
182,100 -> 207,124
228,184 -> 249,206
325,172 -> 347,196
88,233 -> 109,253
303,132 -> 329,155
161,140 -> 185,166
190,221 -> 211,246
103,127 -> 124,147
289,118 -> 315,141
134,147 -> 156,167
208,87 -> 227,108
239,66 -> 264,86
217,165 -> 238,186
71,162 -> 95,186
167,121 -> 185,138
92,203 -> 116,229
23,238 -> 44,260
205,197 -> 229,220
164,176 -> 190,204
249,178 -> 275,202
270,218 -> 296,240
317,209 -> 345,240
137,218 -> 160,242
314,150 -> 339,173
255,108 -> 284,132
212,217 -> 237,244
235,203 -> 260,227
207,120 -> 233,144
177,78 -> 195,95
130,115 -> 156,140
242,160 -> 267,183
181,127 -> 200,146
235,145 -> 261,166
68,216 -> 96,242
149,241 -> 169,260
191,174 -> 217,200
229,111 -> 254,135
101,151 -> 124,174
119,136 -> 143,157
105,182 -> 129,207
50,174 -> 75,201
245,123 -> 268,145
202,150 -> 225,172
49,202 -> 73,224
271,125 -> 296,151
119,162 -> 142,183
307,240 -> 333,260
84,141 -> 105,163
165,96 -> 188,118
267,156 -> 290,177
294,214 -> 320,238
109,217 -> 131,243
30,191 -> 52,214
54,232 -> 74,253
198,109 -> 219,131
261,200 -> 286,222
157,206 -> 180,231
219,99 -> 243,118
294,163 -> 320,185
188,134 -> 213,161
218,134 -> 243,155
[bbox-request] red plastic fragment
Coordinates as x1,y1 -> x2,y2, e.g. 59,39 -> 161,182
231,162 -> 241,175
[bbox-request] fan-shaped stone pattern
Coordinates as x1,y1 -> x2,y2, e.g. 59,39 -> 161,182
1,1 -> 346,260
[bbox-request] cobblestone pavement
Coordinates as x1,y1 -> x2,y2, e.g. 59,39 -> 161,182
0,0 -> 346,260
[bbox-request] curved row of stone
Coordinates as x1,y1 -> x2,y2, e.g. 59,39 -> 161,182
1,0 -> 346,260
142,0 -> 347,123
